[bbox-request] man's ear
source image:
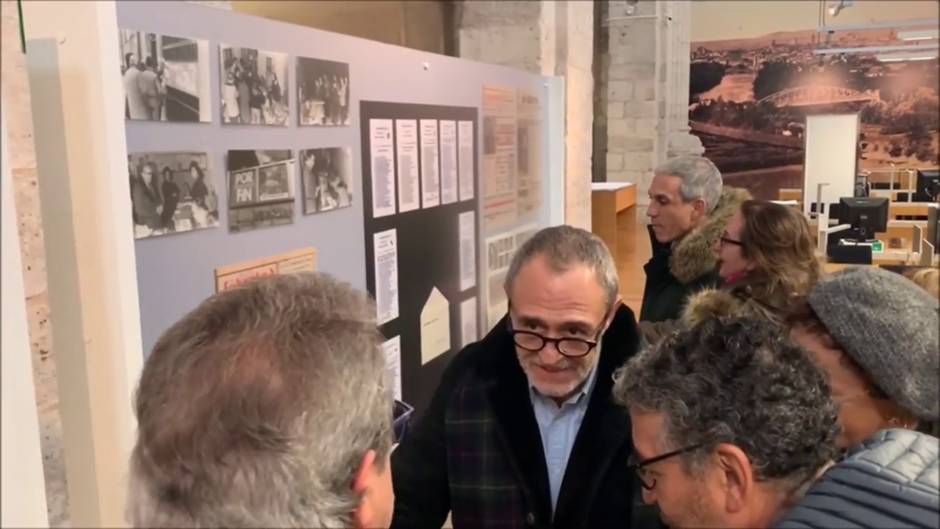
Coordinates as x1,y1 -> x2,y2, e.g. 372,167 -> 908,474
713,443 -> 754,514
603,297 -> 622,330
690,197 -> 708,221
352,449 -> 379,529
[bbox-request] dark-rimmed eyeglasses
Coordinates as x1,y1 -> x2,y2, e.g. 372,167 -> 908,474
627,443 -> 704,490
506,306 -> 609,358
508,329 -> 599,358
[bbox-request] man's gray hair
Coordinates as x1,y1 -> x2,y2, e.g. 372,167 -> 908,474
613,317 -> 840,492
504,225 -> 619,309
655,155 -> 723,213
127,273 -> 392,528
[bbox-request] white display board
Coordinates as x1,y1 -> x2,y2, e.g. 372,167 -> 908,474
109,1 -> 561,354
803,113 -> 859,216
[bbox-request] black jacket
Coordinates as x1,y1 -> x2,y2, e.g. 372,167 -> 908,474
639,226 -> 719,323
390,304 -> 642,529
639,187 -> 751,324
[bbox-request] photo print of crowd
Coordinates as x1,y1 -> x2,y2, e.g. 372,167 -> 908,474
220,45 -> 289,126
300,147 -> 353,215
119,29 -> 210,122
128,152 -> 219,239
227,149 -> 296,233
297,56 -> 350,126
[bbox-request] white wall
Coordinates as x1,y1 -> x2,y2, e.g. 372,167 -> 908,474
803,113 -> 859,215
1,109 -> 49,528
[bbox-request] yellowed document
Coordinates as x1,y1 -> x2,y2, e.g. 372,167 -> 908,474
215,247 -> 316,292
482,85 -> 518,229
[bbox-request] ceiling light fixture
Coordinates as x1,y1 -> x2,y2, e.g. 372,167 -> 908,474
827,0 -> 853,17
814,43 -> 939,55
876,51 -> 938,62
898,29 -> 940,41
816,18 -> 939,33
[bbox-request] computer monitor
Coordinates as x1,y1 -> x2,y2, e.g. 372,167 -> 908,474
809,202 -> 842,220
839,197 -> 889,241
914,169 -> 940,202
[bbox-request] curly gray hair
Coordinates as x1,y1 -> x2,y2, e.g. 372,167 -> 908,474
654,155 -> 723,213
613,317 -> 839,492
127,273 -> 392,527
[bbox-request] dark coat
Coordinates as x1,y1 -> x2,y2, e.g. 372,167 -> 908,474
639,187 -> 751,324
774,429 -> 939,529
391,304 -> 642,529
131,178 -> 162,230
639,225 -> 719,323
161,179 -> 180,228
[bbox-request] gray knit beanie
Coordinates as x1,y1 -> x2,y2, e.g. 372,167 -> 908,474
808,267 -> 939,422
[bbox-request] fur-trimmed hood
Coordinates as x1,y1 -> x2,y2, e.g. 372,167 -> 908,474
681,284 -> 787,329
682,288 -> 744,327
669,187 -> 751,284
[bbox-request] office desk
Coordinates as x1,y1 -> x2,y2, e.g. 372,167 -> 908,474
778,188 -> 802,202
821,250 -> 914,272
810,219 -> 927,252
592,182 -> 636,257
822,250 -> 938,273
890,202 -> 934,220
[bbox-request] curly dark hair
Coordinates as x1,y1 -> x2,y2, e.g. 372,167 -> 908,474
613,317 -> 840,491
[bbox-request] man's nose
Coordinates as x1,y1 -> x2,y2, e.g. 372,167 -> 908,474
647,203 -> 658,217
537,342 -> 565,364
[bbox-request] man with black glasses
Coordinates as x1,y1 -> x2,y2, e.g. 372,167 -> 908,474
613,317 -> 840,529
391,225 -> 641,529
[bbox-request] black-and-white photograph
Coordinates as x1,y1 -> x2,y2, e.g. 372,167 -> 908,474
297,56 -> 350,126
300,147 -> 353,215
128,152 -> 219,239
220,45 -> 289,126
119,30 -> 210,122
227,150 -> 295,233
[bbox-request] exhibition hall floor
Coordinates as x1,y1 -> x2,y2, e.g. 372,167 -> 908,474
617,219 -> 651,318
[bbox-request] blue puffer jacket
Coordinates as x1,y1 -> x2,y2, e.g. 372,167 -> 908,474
775,429 -> 939,529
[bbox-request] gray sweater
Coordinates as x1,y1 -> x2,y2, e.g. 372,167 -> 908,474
775,429 -> 939,529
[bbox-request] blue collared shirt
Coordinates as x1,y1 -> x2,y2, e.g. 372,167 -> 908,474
528,363 -> 599,516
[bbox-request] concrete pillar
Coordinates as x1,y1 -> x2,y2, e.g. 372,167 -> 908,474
2,108 -> 49,529
664,1 -> 704,159
458,1 -> 594,229
605,0 -> 659,197
1,1 -> 70,524
24,1 -> 145,526
604,0 -> 702,213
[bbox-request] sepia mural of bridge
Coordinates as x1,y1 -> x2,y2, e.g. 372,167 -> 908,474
689,121 -> 803,149
758,85 -> 879,107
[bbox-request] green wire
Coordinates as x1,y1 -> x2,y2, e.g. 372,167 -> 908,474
17,0 -> 25,53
